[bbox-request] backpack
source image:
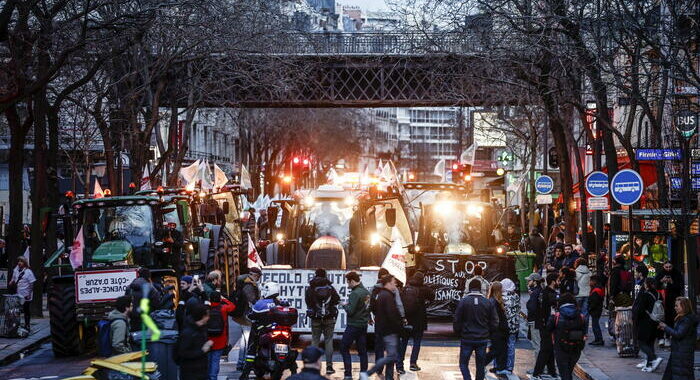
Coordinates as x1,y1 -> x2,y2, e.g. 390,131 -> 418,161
97,318 -> 126,357
231,279 -> 250,318
207,304 -> 225,336
619,270 -> 633,293
401,286 -> 421,317
648,293 -> 665,322
554,313 -> 586,353
311,284 -> 333,319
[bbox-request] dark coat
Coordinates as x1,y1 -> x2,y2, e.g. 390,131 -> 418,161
401,277 -> 434,331
305,276 -> 340,320
654,269 -> 684,325
453,291 -> 498,341
588,287 -> 604,318
526,285 -> 542,323
537,286 -> 558,330
176,316 -> 209,375
287,367 -> 327,380
372,287 -> 403,336
661,314 -> 699,380
632,288 -> 659,342
529,234 -> 547,267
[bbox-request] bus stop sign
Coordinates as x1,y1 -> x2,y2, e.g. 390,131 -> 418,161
610,169 -> 643,206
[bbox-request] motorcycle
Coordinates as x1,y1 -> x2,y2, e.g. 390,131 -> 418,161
253,305 -> 299,380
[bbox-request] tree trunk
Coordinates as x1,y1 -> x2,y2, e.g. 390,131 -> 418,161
4,105 -> 30,268
30,91 -> 48,318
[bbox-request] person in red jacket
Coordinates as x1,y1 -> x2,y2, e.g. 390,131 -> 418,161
208,291 -> 236,380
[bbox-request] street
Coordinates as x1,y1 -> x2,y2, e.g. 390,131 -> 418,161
0,323 -> 539,380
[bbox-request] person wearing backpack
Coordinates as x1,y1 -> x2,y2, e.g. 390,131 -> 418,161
105,295 -> 132,356
233,267 -> 261,370
632,278 -> 663,372
654,261 -> 684,347
547,293 -> 586,380
531,273 -> 559,380
305,268 -> 340,375
397,271 -> 434,373
207,291 -> 236,380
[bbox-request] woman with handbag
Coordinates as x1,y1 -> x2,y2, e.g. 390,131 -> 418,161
9,256 -> 36,331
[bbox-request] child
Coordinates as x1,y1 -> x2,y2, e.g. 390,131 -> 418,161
588,275 -> 605,345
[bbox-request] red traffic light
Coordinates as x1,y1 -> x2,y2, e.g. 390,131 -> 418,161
452,163 -> 459,170
293,157 -> 300,164
303,158 -> 309,165
129,182 -> 136,189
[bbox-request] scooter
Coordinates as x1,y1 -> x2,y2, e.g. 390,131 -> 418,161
253,305 -> 299,380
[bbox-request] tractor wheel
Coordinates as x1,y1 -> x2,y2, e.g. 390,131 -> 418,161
48,281 -> 80,357
215,227 -> 240,294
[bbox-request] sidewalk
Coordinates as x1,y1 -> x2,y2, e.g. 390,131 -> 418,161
574,311 -> 700,380
0,318 -> 51,365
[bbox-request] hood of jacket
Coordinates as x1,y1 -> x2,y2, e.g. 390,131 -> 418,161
108,309 -> 128,321
575,265 -> 590,275
408,275 -> 424,287
501,278 -> 516,293
310,276 -> 332,287
559,303 -> 579,319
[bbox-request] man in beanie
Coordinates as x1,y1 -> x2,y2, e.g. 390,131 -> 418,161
287,346 -> 328,380
176,302 -> 213,380
305,268 -> 340,374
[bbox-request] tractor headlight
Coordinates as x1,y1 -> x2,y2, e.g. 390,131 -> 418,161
434,201 -> 455,216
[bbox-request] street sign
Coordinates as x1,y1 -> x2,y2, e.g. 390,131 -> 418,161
674,109 -> 698,138
585,171 -> 609,197
535,175 -> 554,194
610,169 -> 644,205
536,194 -> 553,205
635,148 -> 682,161
587,196 -> 609,210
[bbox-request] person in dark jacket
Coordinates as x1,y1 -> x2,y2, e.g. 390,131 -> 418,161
176,302 -> 213,380
369,268 -> 405,375
288,346 -> 328,380
484,282 -> 509,375
654,261 -> 684,347
528,229 -> 547,270
360,275 -> 402,380
658,297 -> 698,380
453,279 -> 499,380
525,273 -> 544,357
397,271 -> 434,373
559,267 -> 578,296
588,275 -> 605,345
546,246 -> 565,274
341,271 -> 370,380
126,268 -> 164,331
609,256 -> 632,302
305,268 -> 340,375
234,267 -> 261,370
547,294 -> 585,380
532,273 -> 559,379
633,278 -> 662,372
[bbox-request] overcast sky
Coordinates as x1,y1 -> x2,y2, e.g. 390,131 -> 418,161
341,0 -> 390,11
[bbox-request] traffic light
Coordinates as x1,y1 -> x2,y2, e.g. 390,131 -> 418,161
548,147 -> 559,169
451,163 -> 472,183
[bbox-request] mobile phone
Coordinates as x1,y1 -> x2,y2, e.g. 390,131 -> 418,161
193,274 -> 199,282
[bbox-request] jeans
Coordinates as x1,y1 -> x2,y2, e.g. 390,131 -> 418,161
311,318 -> 336,367
576,297 -> 589,330
533,329 -> 557,376
554,348 -> 581,380
397,327 -> 424,369
367,334 -> 398,380
485,335 -> 507,371
528,322 -> 541,357
639,339 -> 657,364
22,300 -> 30,328
208,349 -> 223,380
374,332 -> 385,373
591,315 -> 603,342
341,325 -> 368,377
235,321 -> 251,368
458,340 -> 488,380
506,334 -> 516,372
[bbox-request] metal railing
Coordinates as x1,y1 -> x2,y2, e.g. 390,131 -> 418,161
255,31 -> 491,55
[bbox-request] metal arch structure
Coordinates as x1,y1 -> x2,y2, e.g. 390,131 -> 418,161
171,32 -> 529,108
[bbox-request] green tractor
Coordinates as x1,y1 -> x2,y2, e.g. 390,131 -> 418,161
44,194 -> 191,357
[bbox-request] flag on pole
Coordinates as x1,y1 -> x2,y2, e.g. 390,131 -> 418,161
140,163 -> 151,191
327,168 -> 339,184
93,180 -> 104,199
180,159 -> 201,186
460,142 -> 479,166
241,164 -> 253,189
69,227 -> 84,269
247,234 -> 264,269
433,159 -> 446,182
381,234 -> 407,285
381,162 -> 393,181
214,163 -> 229,190
198,160 -> 213,190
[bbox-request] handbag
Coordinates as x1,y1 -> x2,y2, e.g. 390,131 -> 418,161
8,269 -> 25,295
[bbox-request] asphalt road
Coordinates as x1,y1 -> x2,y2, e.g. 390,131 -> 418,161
0,322 -> 566,380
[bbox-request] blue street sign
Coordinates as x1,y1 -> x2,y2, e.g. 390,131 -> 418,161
635,148 -> 682,161
610,169 -> 644,205
671,177 -> 682,190
585,171 -> 609,197
535,175 -> 554,194
692,163 -> 700,176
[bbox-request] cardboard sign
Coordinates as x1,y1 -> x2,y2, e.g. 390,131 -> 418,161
261,268 -> 378,333
75,269 -> 138,303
